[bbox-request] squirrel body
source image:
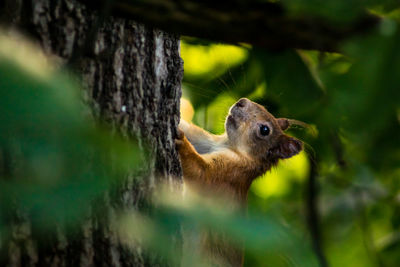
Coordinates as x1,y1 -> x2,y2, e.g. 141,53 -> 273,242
176,98 -> 303,266
177,98 -> 302,204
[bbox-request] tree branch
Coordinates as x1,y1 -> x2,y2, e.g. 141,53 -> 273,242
82,0 -> 379,51
306,153 -> 328,267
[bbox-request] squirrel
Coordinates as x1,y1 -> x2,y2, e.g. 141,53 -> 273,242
176,97 -> 303,267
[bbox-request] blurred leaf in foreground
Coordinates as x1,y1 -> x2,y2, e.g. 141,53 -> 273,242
0,31 -> 140,232
118,185 -> 319,267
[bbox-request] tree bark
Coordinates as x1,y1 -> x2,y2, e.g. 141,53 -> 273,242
0,0 -> 183,266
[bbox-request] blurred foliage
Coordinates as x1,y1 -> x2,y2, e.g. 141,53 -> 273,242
118,186 -> 319,267
180,3 -> 400,267
0,32 -> 140,234
282,0 -> 400,23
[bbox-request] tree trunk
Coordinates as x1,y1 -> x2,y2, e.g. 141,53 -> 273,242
0,0 -> 183,266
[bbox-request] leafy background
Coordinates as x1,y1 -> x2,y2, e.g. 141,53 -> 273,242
180,4 -> 400,266
1,1 -> 400,266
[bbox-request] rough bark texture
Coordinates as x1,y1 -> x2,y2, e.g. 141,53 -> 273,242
0,0 -> 183,266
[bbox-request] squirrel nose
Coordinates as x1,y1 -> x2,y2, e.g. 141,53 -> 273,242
236,98 -> 248,108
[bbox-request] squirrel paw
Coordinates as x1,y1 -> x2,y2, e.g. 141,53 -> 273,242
176,128 -> 184,140
175,128 -> 185,147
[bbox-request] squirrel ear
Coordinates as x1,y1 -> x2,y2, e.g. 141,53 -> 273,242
267,136 -> 303,159
277,118 -> 290,131
277,137 -> 303,159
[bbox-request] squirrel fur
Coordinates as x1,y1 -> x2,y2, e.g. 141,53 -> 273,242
176,98 -> 303,266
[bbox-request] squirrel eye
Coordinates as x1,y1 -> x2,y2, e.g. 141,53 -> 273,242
260,125 -> 270,136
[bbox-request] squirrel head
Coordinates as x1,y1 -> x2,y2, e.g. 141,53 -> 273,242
225,98 -> 303,165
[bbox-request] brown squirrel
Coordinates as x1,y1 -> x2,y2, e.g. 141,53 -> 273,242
176,98 -> 303,266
